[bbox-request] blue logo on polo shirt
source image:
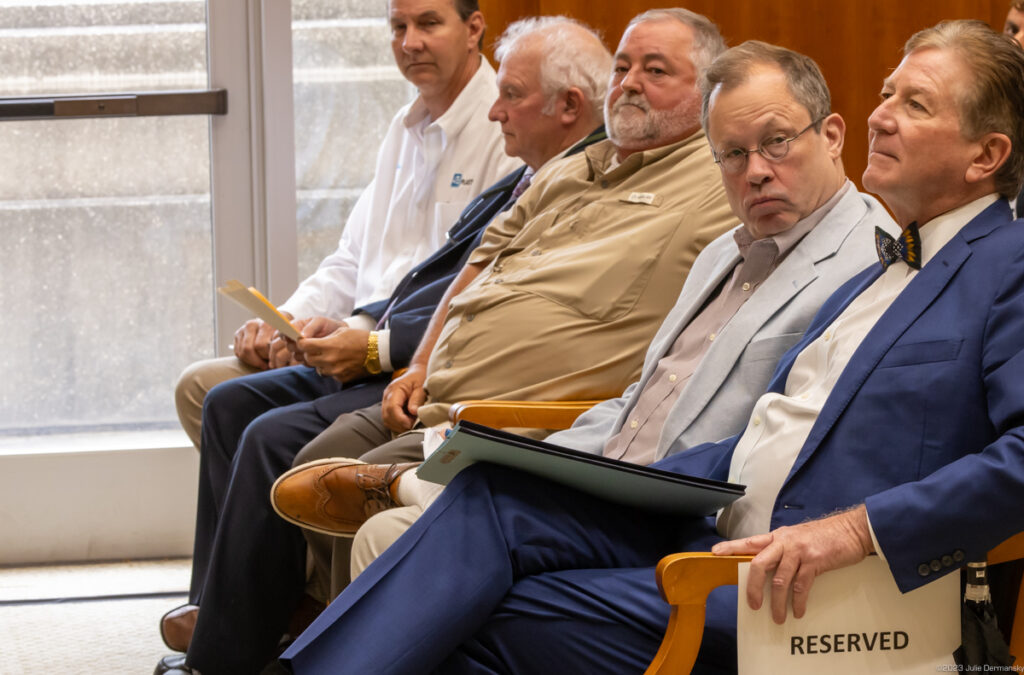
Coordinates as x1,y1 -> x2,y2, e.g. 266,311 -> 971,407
450,173 -> 475,188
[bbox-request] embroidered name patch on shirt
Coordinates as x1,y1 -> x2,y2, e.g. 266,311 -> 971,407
628,192 -> 657,205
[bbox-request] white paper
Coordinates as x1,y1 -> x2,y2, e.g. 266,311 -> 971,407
737,556 -> 959,674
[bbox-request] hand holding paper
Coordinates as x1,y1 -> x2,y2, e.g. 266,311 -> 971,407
713,504 -> 875,623
218,280 -> 301,340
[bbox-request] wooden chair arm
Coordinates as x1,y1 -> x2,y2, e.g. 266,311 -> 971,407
644,553 -> 753,675
643,535 -> 1024,674
448,400 -> 603,430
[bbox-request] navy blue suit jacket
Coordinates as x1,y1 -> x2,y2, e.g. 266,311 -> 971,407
660,199 -> 1024,592
352,127 -> 606,369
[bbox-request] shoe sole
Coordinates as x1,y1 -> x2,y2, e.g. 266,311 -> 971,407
271,457 -> 368,537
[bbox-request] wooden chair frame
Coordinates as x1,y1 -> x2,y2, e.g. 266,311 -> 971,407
644,535 -> 1024,674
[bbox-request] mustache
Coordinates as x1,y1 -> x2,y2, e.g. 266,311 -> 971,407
611,92 -> 650,113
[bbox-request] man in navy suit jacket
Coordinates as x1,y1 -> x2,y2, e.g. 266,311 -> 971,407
155,17 -> 610,675
281,20 -> 1024,675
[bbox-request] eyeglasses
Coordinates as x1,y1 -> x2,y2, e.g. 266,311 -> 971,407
713,117 -> 825,174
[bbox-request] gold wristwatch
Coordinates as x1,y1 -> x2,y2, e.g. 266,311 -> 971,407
363,331 -> 383,374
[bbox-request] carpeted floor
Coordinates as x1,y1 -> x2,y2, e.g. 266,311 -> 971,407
0,558 -> 190,674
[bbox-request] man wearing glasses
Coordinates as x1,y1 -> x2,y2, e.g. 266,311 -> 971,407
277,40 -> 899,673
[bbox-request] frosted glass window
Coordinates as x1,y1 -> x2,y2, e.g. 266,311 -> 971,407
291,1 -> 415,278
0,1 -> 212,435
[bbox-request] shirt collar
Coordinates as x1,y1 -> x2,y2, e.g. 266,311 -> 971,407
531,127 -> 607,182
402,56 -> 495,138
916,193 -> 1000,267
733,179 -> 853,260
584,129 -> 708,182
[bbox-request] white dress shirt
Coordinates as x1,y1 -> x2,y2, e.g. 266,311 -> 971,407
278,58 -> 519,321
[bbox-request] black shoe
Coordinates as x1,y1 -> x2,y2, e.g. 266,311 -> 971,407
154,653 -> 197,675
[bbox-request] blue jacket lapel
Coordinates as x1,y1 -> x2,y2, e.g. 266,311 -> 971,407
785,201 -> 1011,481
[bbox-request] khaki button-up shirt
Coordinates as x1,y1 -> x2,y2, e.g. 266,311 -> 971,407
417,132 -> 738,426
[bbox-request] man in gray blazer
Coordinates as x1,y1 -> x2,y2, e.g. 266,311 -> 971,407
274,40 -> 900,579
546,40 -> 899,460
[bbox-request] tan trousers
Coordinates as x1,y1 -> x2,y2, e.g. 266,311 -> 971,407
174,355 -> 260,449
292,403 -> 426,600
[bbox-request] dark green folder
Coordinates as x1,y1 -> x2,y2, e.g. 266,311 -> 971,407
416,421 -> 745,516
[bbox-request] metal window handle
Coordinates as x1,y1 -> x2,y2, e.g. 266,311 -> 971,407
0,89 -> 227,121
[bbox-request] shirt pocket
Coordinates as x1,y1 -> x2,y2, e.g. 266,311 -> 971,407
434,200 -> 471,243
515,204 -> 677,322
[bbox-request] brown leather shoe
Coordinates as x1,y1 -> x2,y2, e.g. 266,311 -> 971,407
271,458 -> 419,536
159,603 -> 198,652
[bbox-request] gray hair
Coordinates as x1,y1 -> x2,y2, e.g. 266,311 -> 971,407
905,20 -> 1024,198
699,40 -> 832,132
627,8 -> 726,76
494,16 -> 611,119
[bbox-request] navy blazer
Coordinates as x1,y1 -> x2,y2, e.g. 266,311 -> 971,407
660,199 -> 1024,592
352,127 -> 606,369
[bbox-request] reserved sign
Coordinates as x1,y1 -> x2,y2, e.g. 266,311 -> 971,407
737,557 -> 959,674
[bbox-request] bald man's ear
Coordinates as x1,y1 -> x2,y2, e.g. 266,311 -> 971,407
965,132 -> 1012,186
558,87 -> 585,125
822,112 -> 846,160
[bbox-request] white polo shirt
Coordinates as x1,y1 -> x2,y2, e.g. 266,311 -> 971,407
279,57 -> 519,320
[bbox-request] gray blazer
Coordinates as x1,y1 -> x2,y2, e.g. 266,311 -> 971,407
546,186 -> 898,462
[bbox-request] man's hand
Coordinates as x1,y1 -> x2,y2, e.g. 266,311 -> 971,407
711,505 -> 874,624
233,319 -> 280,369
268,334 -> 299,369
285,317 -> 343,364
300,327 -> 370,382
381,364 -> 427,432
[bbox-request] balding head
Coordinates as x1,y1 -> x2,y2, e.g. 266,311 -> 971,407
489,17 -> 610,169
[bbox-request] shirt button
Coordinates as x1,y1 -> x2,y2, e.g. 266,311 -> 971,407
466,314 -> 475,322
601,180 -> 609,188
444,360 -> 453,368
742,282 -> 751,291
629,419 -> 639,429
823,331 -> 832,341
668,374 -> 677,383
753,416 -> 762,426
531,249 -> 541,256
494,278 -> 503,284
708,333 -> 716,341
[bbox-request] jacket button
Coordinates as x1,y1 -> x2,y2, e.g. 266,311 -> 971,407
929,559 -> 942,572
917,563 -> 931,577
953,550 -> 965,562
941,555 -> 953,567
